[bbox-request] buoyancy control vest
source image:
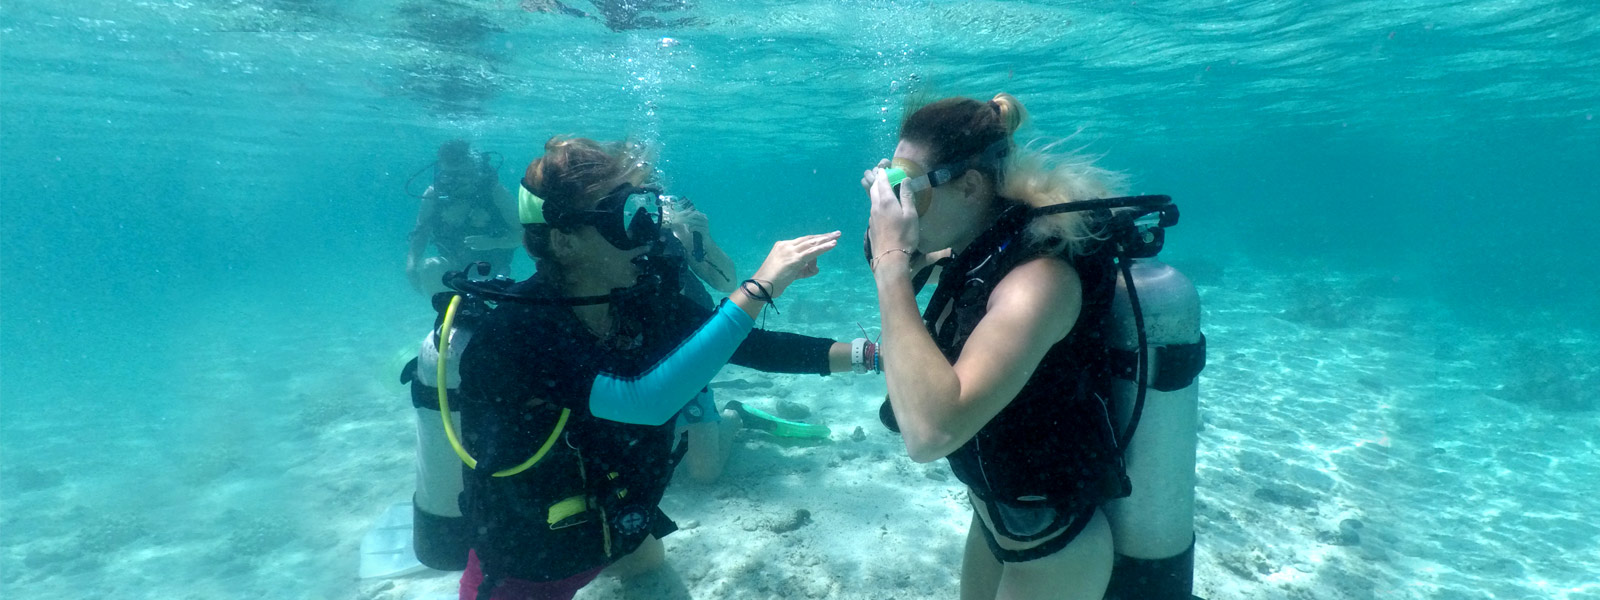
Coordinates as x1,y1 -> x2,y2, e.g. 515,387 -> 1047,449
923,205 -> 1132,509
880,195 -> 1207,596
432,282 -> 689,585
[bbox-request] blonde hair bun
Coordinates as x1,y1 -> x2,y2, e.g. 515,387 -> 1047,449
991,93 -> 1028,137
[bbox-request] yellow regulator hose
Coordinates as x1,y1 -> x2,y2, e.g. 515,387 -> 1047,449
437,294 -> 570,478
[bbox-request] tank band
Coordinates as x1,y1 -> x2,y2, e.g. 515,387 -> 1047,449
1105,536 -> 1197,600
413,497 -> 471,571
1110,334 -> 1207,392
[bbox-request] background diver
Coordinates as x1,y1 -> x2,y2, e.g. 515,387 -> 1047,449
407,139 -> 522,296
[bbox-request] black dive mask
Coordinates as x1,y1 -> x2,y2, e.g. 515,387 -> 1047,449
556,183 -> 664,251
434,153 -> 490,199
433,173 -> 474,200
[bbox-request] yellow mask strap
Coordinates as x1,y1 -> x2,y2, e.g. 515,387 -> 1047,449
518,184 -> 547,225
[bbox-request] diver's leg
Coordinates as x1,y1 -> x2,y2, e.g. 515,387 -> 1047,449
994,509 -> 1112,600
714,408 -> 741,470
961,511 -> 1003,600
682,409 -> 742,484
602,535 -> 664,579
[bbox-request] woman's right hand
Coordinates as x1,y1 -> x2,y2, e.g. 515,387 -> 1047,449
748,231 -> 841,299
867,167 -> 920,269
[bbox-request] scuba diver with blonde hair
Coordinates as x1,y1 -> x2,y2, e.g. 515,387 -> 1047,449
864,93 -> 1206,599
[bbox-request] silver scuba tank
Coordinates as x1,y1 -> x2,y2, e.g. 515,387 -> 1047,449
1104,258 -> 1205,600
411,326 -> 472,570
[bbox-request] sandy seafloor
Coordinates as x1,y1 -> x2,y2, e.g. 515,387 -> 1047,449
2,257 -> 1597,600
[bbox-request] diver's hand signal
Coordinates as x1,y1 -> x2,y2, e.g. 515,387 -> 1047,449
750,231 -> 840,299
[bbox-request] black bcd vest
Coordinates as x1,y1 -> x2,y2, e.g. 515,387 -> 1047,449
899,205 -> 1133,510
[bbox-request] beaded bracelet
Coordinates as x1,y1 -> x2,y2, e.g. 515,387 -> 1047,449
870,248 -> 913,273
851,338 -> 883,374
740,278 -> 780,314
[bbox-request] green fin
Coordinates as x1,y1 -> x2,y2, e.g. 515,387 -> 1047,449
728,400 -> 831,439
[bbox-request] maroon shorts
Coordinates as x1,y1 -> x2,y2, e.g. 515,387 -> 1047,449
458,549 -> 606,600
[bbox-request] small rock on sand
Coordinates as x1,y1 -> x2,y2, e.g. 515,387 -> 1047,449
768,509 -> 812,533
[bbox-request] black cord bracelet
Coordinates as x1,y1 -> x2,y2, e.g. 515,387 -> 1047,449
739,279 -> 780,314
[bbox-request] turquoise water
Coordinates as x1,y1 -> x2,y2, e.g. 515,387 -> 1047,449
2,1 -> 1597,598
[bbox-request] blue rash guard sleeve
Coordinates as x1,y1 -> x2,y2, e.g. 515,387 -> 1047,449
588,299 -> 755,426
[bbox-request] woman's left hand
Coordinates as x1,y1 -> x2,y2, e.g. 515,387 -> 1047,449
867,167 -> 920,265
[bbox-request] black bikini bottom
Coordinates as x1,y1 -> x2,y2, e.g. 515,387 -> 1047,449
975,497 -> 1097,563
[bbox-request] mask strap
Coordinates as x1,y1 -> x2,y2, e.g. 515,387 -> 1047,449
518,183 -> 548,225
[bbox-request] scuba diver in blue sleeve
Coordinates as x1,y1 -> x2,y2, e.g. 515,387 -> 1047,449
426,135 -> 875,600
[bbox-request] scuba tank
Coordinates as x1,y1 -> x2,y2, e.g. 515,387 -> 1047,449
399,288 -> 516,571
401,253 -> 681,579
401,296 -> 479,571
425,262 -> 694,592
1028,195 -> 1205,599
401,279 -> 587,573
1091,201 -> 1206,600
1105,258 -> 1204,600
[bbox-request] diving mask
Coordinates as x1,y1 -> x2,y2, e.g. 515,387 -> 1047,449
433,168 -> 475,200
884,158 -> 936,214
520,182 -> 664,251
882,140 -> 1012,214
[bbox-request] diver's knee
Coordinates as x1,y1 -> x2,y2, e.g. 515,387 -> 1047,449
605,535 -> 665,579
685,456 -> 723,484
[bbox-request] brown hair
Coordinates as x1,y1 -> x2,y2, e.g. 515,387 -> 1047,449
899,92 -> 1026,187
900,92 -> 1124,256
437,139 -> 472,162
519,136 -> 654,275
